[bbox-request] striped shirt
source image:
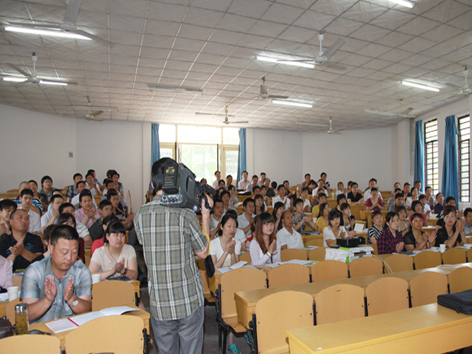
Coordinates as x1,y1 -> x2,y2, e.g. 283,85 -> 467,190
134,195 -> 207,320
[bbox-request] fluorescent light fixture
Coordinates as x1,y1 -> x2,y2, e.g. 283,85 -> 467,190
256,56 -> 314,69
4,26 -> 91,40
390,0 -> 414,8
272,99 -> 312,108
3,77 -> 27,82
72,106 -> 118,111
296,121 -> 327,127
39,80 -> 67,86
148,85 -> 203,94
401,81 -> 439,92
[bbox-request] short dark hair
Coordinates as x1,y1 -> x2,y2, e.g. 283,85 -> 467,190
252,175 -> 258,180
99,200 -> 112,209
318,192 -> 327,199
214,171 -> 220,175
253,186 -> 261,192
87,169 -> 95,175
57,213 -> 76,227
464,208 -> 472,217
369,178 -> 377,183
328,209 -> 340,222
371,209 -> 382,220
371,187 -> 378,193
111,172 -> 120,178
395,192 -> 403,199
321,172 -> 327,177
271,181 -> 277,189
28,180 -> 38,186
228,185 -> 235,191
220,190 -> 230,199
404,182 -> 410,186
294,198 -> 303,208
76,180 -> 86,188
79,189 -> 92,203
395,205 -> 407,214
213,198 -> 223,207
340,202 -> 350,211
20,188 -> 34,198
283,180 -> 289,185
425,186 -> 432,191
105,179 -> 114,188
10,208 -> 27,220
418,194 -> 426,201
336,194 -> 347,204
103,215 -> 119,227
226,175 -> 232,179
411,200 -> 422,211
301,187 -> 310,194
0,199 -> 17,212
260,172 -> 266,176
59,203 -> 74,214
305,173 -> 311,178
50,225 -> 79,246
73,173 -> 82,180
394,188 -> 402,193
351,182 -> 358,187
104,221 -> 126,244
446,196 -> 456,203
107,189 -> 119,200
243,197 -> 255,208
242,170 -> 248,174
50,194 -> 64,204
41,175 -> 53,185
85,172 -> 94,179
414,180 -> 421,185
277,184 -> 286,191
218,179 -> 225,185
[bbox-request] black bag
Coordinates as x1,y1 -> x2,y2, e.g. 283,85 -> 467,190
204,255 -> 215,278
438,289 -> 472,314
0,317 -> 14,339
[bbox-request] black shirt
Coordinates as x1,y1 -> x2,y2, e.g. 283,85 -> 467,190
89,219 -> 104,241
434,224 -> 466,247
0,233 -> 44,271
266,188 -> 275,198
348,192 -> 363,203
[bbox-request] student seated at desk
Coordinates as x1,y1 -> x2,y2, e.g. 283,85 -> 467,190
210,199 -> 225,239
434,207 -> 466,249
227,185 -> 238,209
339,203 -> 356,234
323,210 -> 350,247
56,214 -> 85,263
347,182 -> 364,205
316,203 -> 331,232
91,215 -> 119,255
365,188 -> 385,211
377,212 -> 405,254
21,225 -> 92,324
464,208 -> 472,236
220,190 -> 234,213
311,192 -> 327,217
249,212 -> 281,265
292,198 -> 318,233
89,221 -> 137,280
395,205 -> 409,236
409,201 -> 428,226
404,213 -> 437,251
272,202 -> 285,232
75,190 -> 100,229
277,211 -> 304,250
0,255 -> 12,290
367,210 -> 383,244
387,191 -> 404,212
254,194 -> 267,215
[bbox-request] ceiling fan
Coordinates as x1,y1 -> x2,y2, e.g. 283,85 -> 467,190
365,99 -> 416,118
449,66 -> 471,96
278,33 -> 346,71
83,96 -> 104,121
195,106 -> 248,125
3,52 -> 77,86
260,77 -> 288,100
327,117 -> 342,134
6,0 -> 113,46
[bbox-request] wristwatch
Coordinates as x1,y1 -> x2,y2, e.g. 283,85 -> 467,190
123,268 -> 128,275
70,297 -> 79,308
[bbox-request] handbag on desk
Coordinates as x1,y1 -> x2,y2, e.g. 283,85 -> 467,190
438,289 -> 472,315
204,255 -> 215,278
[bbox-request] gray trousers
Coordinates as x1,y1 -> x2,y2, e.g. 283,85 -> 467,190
151,306 -> 204,354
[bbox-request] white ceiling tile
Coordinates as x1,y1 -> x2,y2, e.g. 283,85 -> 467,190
147,2 -> 188,21
398,37 -> 437,53
350,24 -> 391,42
292,10 -> 337,31
217,14 -> 258,32
420,24 -> 465,43
369,9 -> 416,30
341,1 -> 388,22
421,0 -> 471,23
183,7 -> 225,28
326,17 -> 365,36
356,43 -> 393,57
277,26 -> 317,43
261,3 -> 306,25
310,0 -> 358,16
227,0 -> 272,19
375,31 -> 415,47
397,16 -> 441,37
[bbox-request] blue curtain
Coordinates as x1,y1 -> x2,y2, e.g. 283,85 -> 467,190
414,120 -> 425,190
237,128 -> 246,184
442,115 -> 459,203
151,123 -> 160,165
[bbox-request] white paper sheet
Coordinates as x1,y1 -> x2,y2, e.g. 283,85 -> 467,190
283,259 -> 314,266
229,261 -> 247,270
354,223 -> 364,233
45,318 -> 78,333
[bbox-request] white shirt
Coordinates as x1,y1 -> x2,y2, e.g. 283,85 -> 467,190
86,183 -> 99,196
302,199 -> 311,210
27,209 -> 41,234
272,195 -> 290,210
323,226 -> 347,247
238,213 -> 255,236
364,189 -> 383,201
234,228 -> 247,244
238,180 -> 251,190
40,209 -> 54,228
212,179 -> 219,189
71,194 -> 98,209
424,204 -> 431,213
210,237 -> 242,268
76,222 -> 90,239
249,239 -> 281,266
312,187 -> 328,197
210,214 -> 223,232
276,227 -> 304,249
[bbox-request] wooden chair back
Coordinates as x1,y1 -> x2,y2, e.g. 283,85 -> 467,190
467,248 -> 472,261
64,316 -> 144,354
366,277 -> 409,316
370,243 -> 378,255
315,284 -> 365,325
442,248 -> 467,265
255,290 -> 313,354
240,252 -> 251,265
305,238 -> 323,247
348,257 -> 383,278
1,334 -> 61,354
410,272 -> 448,307
280,248 -> 308,262
267,263 -> 310,288
220,268 -> 266,320
383,254 -> 414,273
93,195 -> 101,207
308,247 -> 326,261
414,251 -> 442,269
91,280 -> 136,311
5,298 -> 20,324
350,204 -> 366,221
12,274 -> 22,289
449,267 -> 472,293
311,260 -> 348,283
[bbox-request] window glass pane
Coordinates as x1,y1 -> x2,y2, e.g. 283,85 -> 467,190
159,125 -> 176,143
178,126 -> 221,144
180,144 -> 217,181
160,147 -> 173,159
223,128 -> 239,145
225,150 -> 239,184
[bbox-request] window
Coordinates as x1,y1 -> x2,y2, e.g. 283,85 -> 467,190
458,115 -> 470,202
424,119 -> 439,195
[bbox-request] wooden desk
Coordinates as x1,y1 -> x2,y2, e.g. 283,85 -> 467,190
29,304 -> 150,350
428,218 -> 438,226
287,304 -> 472,354
234,264 -> 472,329
0,300 -> 7,317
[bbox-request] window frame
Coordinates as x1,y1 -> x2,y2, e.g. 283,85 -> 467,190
458,115 -> 470,203
424,119 -> 439,195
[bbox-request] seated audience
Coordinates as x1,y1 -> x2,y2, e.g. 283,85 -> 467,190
212,170 -> 221,189
27,180 -> 44,214
388,192 -> 405,212
312,178 -> 328,197
101,179 -> 127,209
292,198 -> 319,233
419,194 -> 431,215
89,221 -> 137,280
226,174 -> 233,188
111,171 -> 123,193
238,198 -> 255,237
225,210 -> 247,251
87,169 -> 103,191
367,210 -> 383,244
404,213 -> 437,251
38,175 -> 58,205
272,202 -> 285,232
301,173 -> 311,188
316,202 -> 331,232
227,185 -> 238,209
377,212 -> 405,254
21,225 -> 92,324
56,214 -> 85,263
272,184 -> 290,210
15,182 -> 42,216
323,210 -> 350,247
266,181 -> 277,198
433,193 -> 444,216
395,205 -> 409,235
365,188 -> 385,211
405,187 -> 418,210
40,194 -> 64,233
258,172 -> 267,187
0,199 -> 17,236
347,182 -> 364,205
336,182 -> 346,196
60,203 -> 92,247
435,206 -> 466,248
91,215 -> 119,255
85,172 -> 101,196
249,212 -> 281,265
65,173 -> 82,202
312,192 -> 327,216
246,175 -> 259,193
260,185 -> 270,206
75,190 -> 100,229
251,185 -> 261,198
18,189 -> 41,235
0,255 -> 12,290
320,172 -> 330,189
254,194 -> 266,215
424,186 -> 435,208
238,171 -> 250,191
0,209 -> 43,272
409,200 -> 427,226
107,189 -> 134,231
300,187 -> 311,212
464,208 -> 472,236
277,211 -> 304,249
364,178 -> 383,200
89,200 -> 114,241
210,199 -> 225,238
71,181 -> 97,210
340,203 -> 356,235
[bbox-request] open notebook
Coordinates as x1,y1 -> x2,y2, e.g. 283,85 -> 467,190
45,305 -> 138,333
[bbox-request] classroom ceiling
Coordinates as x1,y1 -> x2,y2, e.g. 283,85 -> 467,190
0,0 -> 471,132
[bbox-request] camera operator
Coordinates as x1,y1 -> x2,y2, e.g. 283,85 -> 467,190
134,158 -> 212,354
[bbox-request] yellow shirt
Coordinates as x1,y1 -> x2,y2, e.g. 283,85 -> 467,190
312,205 -> 320,217
316,217 -> 329,232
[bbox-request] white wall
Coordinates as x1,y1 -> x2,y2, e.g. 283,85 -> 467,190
0,104 -> 151,208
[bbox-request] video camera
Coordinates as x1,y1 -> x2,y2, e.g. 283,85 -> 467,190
160,162 -> 215,212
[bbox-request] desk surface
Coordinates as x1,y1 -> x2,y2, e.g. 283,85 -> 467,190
287,303 -> 472,354
29,304 -> 149,350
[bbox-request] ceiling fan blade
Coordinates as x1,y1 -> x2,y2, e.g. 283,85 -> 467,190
276,59 -> 314,63
364,109 -> 399,117
403,108 -> 414,116
323,61 -> 346,71
231,121 -> 248,124
322,38 -> 345,59
7,22 -> 61,30
39,78 -> 77,85
75,29 -> 114,46
92,110 -> 103,116
72,105 -> 118,111
195,112 -> 235,118
6,63 -> 30,78
296,121 -> 328,127
63,0 -> 81,25
268,95 -> 289,99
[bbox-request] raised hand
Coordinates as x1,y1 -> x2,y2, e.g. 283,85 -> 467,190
114,259 -> 125,274
64,277 -> 75,303
44,276 -> 57,303
428,231 -> 437,244
228,240 -> 236,255
396,241 -> 405,253
268,239 -> 277,254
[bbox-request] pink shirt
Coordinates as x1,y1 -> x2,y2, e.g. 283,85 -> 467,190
75,208 -> 101,229
0,256 -> 13,289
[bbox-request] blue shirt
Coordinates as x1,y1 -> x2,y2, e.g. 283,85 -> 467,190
21,255 -> 92,324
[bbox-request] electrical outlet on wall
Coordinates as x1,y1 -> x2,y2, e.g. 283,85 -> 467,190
69,152 -> 73,158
